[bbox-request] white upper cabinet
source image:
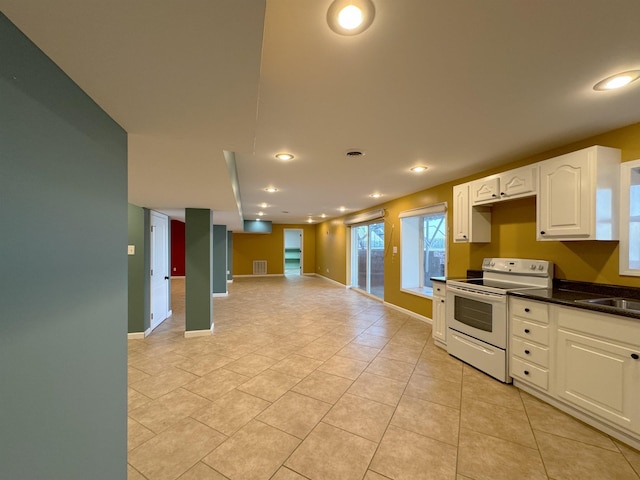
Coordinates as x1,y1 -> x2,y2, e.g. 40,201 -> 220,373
537,146 -> 620,241
472,165 -> 537,205
453,182 -> 491,243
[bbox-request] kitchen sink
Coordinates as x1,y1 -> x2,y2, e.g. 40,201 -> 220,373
575,297 -> 640,312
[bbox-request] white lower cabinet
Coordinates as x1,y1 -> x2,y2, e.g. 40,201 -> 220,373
556,306 -> 640,434
509,298 -> 550,391
432,280 -> 447,348
510,299 -> 640,448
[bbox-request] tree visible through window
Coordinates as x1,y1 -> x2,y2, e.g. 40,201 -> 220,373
400,203 -> 447,296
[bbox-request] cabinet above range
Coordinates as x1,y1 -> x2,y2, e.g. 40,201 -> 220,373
471,164 -> 537,206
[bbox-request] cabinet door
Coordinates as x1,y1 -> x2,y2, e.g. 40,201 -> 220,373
433,296 -> 447,344
453,184 -> 470,242
538,151 -> 591,239
499,165 -> 536,199
556,329 -> 639,432
471,176 -> 500,204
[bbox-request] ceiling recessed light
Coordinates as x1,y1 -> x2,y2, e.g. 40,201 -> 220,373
264,187 -> 278,193
275,153 -> 294,161
339,206 -> 347,212
327,0 -> 375,36
321,214 -> 327,218
593,70 -> 640,91
410,165 -> 428,173
370,193 -> 382,198
258,211 -> 264,216
307,218 -> 314,223
259,203 -> 269,208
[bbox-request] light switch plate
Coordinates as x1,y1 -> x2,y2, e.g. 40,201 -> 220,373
128,245 -> 135,255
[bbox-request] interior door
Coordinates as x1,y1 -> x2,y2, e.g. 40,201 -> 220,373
150,211 -> 170,330
284,229 -> 303,275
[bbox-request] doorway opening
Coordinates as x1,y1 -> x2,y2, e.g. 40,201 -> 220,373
284,229 -> 303,276
350,221 -> 384,299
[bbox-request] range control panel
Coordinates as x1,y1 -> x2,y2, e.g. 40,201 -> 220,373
481,258 -> 553,276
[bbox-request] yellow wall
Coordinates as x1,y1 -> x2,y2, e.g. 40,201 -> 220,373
314,121 -> 640,318
233,224 -> 316,275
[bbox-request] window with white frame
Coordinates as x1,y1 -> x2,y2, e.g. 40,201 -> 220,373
400,203 -> 447,297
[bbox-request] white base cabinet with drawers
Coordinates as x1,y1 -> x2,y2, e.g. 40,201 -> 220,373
509,297 -> 640,450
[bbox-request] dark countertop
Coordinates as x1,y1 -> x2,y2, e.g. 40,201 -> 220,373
430,276 -> 447,283
509,281 -> 640,321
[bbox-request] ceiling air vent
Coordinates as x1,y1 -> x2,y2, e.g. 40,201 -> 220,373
346,150 -> 364,157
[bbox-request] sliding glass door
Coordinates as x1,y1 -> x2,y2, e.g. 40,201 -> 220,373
351,222 -> 384,299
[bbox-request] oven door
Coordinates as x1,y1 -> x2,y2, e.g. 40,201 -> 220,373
446,284 -> 507,349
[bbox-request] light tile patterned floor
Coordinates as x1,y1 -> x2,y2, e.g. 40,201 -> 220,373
128,276 -> 640,480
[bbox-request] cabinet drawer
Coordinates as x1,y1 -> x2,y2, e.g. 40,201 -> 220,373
512,337 -> 549,368
433,282 -> 446,297
510,298 -> 548,323
512,318 -> 549,345
511,356 -> 549,390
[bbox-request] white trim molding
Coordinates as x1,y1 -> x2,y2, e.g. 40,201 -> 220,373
127,327 -> 152,340
184,324 -> 214,338
212,292 -> 229,298
383,301 -> 432,324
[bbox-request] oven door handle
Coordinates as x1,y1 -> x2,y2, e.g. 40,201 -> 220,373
447,286 -> 506,303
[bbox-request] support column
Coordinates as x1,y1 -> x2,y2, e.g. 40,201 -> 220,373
212,224 -> 228,297
185,208 -> 213,337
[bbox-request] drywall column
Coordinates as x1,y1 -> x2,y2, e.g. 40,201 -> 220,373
227,231 -> 234,282
212,225 -> 228,296
128,204 -> 150,335
0,13 -> 128,479
185,208 -> 213,335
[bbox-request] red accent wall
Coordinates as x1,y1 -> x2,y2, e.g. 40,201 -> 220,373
171,219 -> 185,276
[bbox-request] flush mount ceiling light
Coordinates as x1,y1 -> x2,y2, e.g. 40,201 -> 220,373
346,149 -> 365,157
264,187 -> 278,193
369,193 -> 382,198
275,153 -> 294,161
259,203 -> 269,208
410,165 -> 428,173
327,0 -> 375,36
338,206 -> 347,212
258,211 -> 264,216
593,70 -> 640,91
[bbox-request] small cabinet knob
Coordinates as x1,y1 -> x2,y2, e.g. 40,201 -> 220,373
524,349 -> 530,355
540,231 -> 546,235
440,299 -> 445,303
500,192 -> 506,196
524,370 -> 530,376
632,353 -> 639,360
524,308 -> 530,313
524,329 -> 530,334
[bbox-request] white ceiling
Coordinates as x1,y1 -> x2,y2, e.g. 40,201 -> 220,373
3,0 -> 640,230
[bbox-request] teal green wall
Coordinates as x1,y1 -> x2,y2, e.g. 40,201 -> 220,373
128,204 -> 150,333
213,225 -> 228,294
186,209 -> 213,331
0,13 -> 127,480
227,231 -> 234,281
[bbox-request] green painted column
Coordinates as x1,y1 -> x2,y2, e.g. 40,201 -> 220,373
227,231 -> 234,282
212,225 -> 228,296
128,204 -> 150,334
185,208 -> 213,334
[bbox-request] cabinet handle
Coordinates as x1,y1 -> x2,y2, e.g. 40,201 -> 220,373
491,194 -> 497,197
441,299 -> 445,303
524,308 -> 530,313
524,329 -> 530,334
524,349 -> 530,355
524,370 -> 530,375
632,353 -> 639,360
463,235 -> 467,239
540,231 -> 546,235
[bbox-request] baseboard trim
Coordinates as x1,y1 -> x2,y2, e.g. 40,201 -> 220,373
234,274 -> 285,278
127,327 -> 152,340
171,276 -> 185,279
227,279 -> 233,283
212,292 -> 229,298
184,324 -> 214,338
315,274 -> 347,288
384,301 -> 432,324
